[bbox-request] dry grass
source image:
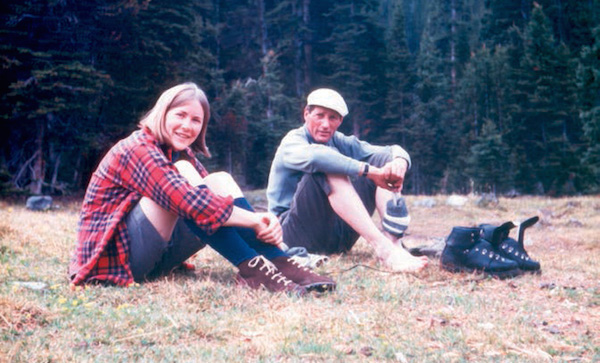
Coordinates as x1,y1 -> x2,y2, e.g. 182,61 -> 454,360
0,194 -> 598,362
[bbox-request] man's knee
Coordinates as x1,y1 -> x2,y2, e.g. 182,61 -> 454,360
326,174 -> 354,195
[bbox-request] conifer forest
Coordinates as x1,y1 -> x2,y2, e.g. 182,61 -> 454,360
1,0 -> 599,196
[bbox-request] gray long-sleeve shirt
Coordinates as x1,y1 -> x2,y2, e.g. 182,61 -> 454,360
266,125 -> 411,215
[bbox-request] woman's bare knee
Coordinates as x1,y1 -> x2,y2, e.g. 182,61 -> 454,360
204,171 -> 243,198
174,160 -> 204,186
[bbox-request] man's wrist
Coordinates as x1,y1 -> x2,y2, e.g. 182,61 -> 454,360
362,163 -> 370,177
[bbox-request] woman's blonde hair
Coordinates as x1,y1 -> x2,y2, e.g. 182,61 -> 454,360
139,82 -> 211,157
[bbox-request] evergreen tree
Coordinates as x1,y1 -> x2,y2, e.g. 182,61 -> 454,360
456,47 -> 513,150
517,4 -> 578,194
535,0 -> 600,51
576,25 -> 600,192
412,28 -> 449,194
321,0 -> 387,138
413,0 -> 481,193
211,0 -> 263,86
382,0 -> 415,144
208,80 -> 249,177
244,51 -> 298,187
101,0 -> 215,133
0,0 -> 115,193
481,0 -> 532,48
208,52 -> 297,187
467,119 -> 511,194
266,0 -> 317,97
0,0 -> 597,195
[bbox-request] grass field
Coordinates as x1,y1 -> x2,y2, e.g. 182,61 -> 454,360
1,194 -> 599,362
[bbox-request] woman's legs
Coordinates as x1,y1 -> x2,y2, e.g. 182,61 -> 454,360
200,171 -> 287,260
130,162 -> 286,273
229,198 -> 287,260
130,161 -> 325,292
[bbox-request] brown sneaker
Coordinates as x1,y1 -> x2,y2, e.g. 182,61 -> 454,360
271,256 -> 336,293
236,256 -> 306,295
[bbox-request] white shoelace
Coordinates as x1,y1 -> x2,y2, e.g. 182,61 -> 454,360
247,256 -> 292,286
287,257 -> 314,274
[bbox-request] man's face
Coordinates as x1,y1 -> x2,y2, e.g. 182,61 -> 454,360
304,106 -> 343,143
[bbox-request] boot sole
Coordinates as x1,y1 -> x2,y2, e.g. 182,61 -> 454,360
520,268 -> 542,275
441,264 -> 524,279
303,282 -> 336,293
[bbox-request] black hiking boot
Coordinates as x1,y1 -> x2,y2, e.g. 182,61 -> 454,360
236,256 -> 306,295
440,226 -> 522,279
480,216 -> 541,273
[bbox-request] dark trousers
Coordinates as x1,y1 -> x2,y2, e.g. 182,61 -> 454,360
280,152 -> 392,254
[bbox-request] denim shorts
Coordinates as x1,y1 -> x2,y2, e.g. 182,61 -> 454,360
126,203 -> 206,282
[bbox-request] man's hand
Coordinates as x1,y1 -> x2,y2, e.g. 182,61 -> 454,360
383,158 -> 408,191
254,212 -> 283,246
367,158 -> 408,192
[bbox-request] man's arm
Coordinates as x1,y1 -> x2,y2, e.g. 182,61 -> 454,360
332,133 -> 411,192
279,131 -> 363,176
278,128 -> 411,180
360,157 -> 408,192
334,133 -> 411,169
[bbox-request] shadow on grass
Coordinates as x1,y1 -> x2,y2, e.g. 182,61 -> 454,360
168,265 -> 237,286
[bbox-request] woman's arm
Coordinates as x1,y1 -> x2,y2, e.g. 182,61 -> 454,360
113,138 -> 233,235
223,208 -> 282,246
176,159 -> 282,246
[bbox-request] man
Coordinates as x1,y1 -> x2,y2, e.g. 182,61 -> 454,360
266,88 -> 428,272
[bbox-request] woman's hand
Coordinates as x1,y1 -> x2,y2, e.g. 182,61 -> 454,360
223,207 -> 283,246
254,212 -> 283,246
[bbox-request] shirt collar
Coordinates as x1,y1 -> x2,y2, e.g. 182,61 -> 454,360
302,125 -> 335,147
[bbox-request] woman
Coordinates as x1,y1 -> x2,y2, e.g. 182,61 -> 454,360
69,82 -> 335,294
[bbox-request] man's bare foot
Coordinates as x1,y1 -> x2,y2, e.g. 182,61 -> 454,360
376,243 -> 428,272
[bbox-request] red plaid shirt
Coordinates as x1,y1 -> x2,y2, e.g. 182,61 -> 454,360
69,128 -> 233,286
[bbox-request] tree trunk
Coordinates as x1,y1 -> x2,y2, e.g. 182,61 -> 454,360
258,0 -> 273,119
226,144 -> 232,174
72,153 -> 82,186
302,0 -> 311,91
555,0 -> 565,42
450,0 -> 457,95
258,0 -> 268,57
50,144 -> 61,192
30,118 -> 45,194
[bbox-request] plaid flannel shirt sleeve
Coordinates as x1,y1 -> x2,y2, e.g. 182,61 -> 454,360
119,140 -> 234,234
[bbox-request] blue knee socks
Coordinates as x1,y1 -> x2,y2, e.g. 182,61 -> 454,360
183,197 -> 286,266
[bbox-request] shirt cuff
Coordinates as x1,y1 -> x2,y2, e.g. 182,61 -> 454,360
391,145 -> 412,169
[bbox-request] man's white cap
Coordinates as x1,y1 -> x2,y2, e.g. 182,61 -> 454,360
306,88 -> 348,117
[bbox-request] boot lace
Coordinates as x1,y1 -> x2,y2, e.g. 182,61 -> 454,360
502,243 -> 531,261
468,247 -> 509,262
247,256 -> 293,286
287,257 -> 315,274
